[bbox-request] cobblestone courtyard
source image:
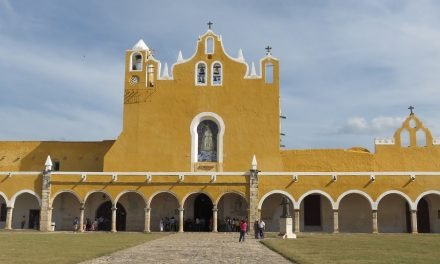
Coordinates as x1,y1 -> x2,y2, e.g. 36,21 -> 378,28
79,232 -> 291,264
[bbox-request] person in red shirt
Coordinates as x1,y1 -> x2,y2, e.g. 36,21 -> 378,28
239,219 -> 247,242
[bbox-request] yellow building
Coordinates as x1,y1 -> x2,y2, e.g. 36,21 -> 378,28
0,25 -> 439,234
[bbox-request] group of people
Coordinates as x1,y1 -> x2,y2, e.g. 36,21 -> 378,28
224,216 -> 246,232
160,217 -> 178,232
73,217 -> 102,232
238,218 -> 265,242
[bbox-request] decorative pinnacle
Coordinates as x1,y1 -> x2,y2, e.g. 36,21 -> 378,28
251,154 -> 257,170
45,155 -> 52,172
408,105 -> 415,115
207,21 -> 213,30
265,45 -> 272,55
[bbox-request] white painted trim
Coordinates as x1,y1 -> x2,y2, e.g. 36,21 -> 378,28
195,61 -> 208,86
10,189 -> 42,208
84,190 -> 114,205
375,190 -> 415,211
215,191 -> 248,205
148,190 -> 180,208
258,190 -> 296,210
335,190 -> 374,210
210,61 -> 223,86
297,190 -> 336,210
50,190 -> 82,206
0,191 -> 9,207
114,190 -> 147,206
0,172 -> 41,175
181,191 -> 214,208
190,112 -> 225,167
414,190 -> 440,207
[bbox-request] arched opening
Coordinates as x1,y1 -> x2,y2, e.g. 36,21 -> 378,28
260,193 -> 294,232
116,192 -> 146,232
265,63 -> 273,84
416,130 -> 427,147
377,194 -> 411,233
417,194 -> 440,233
0,194 -> 8,229
131,53 -> 142,71
338,193 -> 372,233
206,37 -> 214,54
147,64 -> 155,87
95,201 -> 126,231
401,129 -> 410,147
12,193 -> 40,229
212,62 -> 222,85
84,192 -> 115,231
51,192 -> 81,231
183,193 -> 213,232
217,193 -> 247,232
300,194 -> 333,232
150,192 -> 180,232
196,62 -> 207,85
197,120 -> 218,162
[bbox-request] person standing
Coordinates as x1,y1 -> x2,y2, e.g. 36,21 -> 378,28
73,217 -> 79,232
21,216 -> 26,229
259,219 -> 266,239
239,219 -> 247,242
254,220 -> 260,239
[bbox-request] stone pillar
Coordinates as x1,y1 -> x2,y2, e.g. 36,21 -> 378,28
5,207 -> 13,229
79,204 -> 85,232
248,169 -> 260,234
333,209 -> 339,233
372,210 -> 378,234
144,207 -> 151,233
178,207 -> 184,233
39,170 -> 52,231
111,206 -> 117,232
294,209 -> 300,233
411,210 -> 418,234
212,206 -> 218,232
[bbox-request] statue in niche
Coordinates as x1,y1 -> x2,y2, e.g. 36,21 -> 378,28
201,127 -> 213,152
197,121 -> 218,162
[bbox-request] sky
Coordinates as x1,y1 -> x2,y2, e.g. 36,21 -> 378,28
0,0 -> 439,151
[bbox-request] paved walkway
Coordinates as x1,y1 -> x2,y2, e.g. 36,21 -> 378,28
79,232 -> 292,264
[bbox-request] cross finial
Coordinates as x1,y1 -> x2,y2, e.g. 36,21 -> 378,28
207,21 -> 213,30
408,105 -> 415,115
265,45 -> 272,55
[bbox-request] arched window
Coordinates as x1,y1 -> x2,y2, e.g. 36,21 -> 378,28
196,62 -> 207,85
131,53 -> 142,71
197,120 -> 218,162
265,63 -> 273,84
401,129 -> 410,147
147,64 -> 155,87
416,130 -> 427,147
212,62 -> 222,86
206,37 -> 214,54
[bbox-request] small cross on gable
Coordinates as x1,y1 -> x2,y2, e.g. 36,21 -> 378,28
207,21 -> 213,30
265,45 -> 272,55
408,105 -> 415,115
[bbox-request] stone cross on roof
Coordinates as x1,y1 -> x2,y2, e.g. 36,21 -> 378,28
408,105 -> 415,115
207,21 -> 213,30
265,45 -> 272,55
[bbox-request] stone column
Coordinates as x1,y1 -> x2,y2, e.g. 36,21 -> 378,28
144,207 -> 151,233
111,206 -> 117,232
411,210 -> 418,234
39,170 -> 52,231
5,207 -> 13,229
79,204 -> 85,232
333,209 -> 339,233
178,207 -> 184,233
248,169 -> 260,234
372,210 -> 378,234
294,209 -> 300,233
212,206 -> 218,232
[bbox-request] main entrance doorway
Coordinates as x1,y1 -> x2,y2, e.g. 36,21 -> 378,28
184,193 -> 213,232
96,201 -> 126,231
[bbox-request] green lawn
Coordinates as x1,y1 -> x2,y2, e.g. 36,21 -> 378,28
261,233 -> 440,264
0,231 -> 167,264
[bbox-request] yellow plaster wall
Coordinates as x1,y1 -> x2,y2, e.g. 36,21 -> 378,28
0,174 -> 41,201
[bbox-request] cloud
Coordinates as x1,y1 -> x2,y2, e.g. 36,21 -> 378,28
339,116 -> 405,135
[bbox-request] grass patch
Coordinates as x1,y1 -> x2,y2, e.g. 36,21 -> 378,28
0,231 -> 167,264
261,233 -> 440,264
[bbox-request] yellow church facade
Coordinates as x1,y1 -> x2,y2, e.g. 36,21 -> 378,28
0,26 -> 440,234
